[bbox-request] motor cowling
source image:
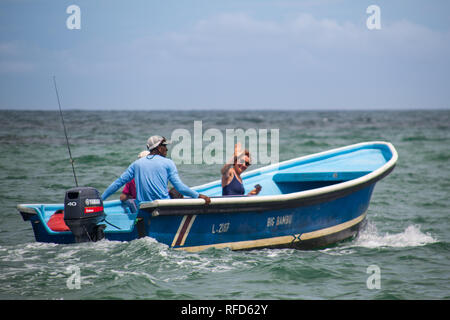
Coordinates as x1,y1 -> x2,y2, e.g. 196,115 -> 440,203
64,187 -> 106,243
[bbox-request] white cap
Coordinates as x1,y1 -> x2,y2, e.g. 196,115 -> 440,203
146,136 -> 171,151
138,150 -> 150,159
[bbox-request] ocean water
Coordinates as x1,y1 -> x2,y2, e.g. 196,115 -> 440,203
0,110 -> 448,300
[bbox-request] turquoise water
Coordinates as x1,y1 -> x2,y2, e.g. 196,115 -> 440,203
0,110 -> 448,300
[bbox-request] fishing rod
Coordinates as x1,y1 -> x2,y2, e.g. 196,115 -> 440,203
52,77 -> 122,231
53,76 -> 79,187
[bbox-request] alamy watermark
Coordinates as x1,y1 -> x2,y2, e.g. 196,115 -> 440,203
169,121 -> 279,166
366,264 -> 381,290
66,5 -> 81,30
66,4 -> 382,31
66,265 -> 81,289
366,5 -> 381,30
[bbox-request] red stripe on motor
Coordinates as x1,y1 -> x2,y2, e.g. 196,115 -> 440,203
84,206 -> 103,214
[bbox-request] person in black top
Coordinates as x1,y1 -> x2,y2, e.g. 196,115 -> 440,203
221,143 -> 261,196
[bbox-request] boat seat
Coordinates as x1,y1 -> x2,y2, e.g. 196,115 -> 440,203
272,171 -> 371,182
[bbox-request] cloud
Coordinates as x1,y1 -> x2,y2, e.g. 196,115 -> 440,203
0,42 -> 20,55
0,41 -> 38,73
146,13 -> 450,66
0,60 -> 35,73
2,11 -> 449,109
22,12 -> 447,80
74,12 -> 447,109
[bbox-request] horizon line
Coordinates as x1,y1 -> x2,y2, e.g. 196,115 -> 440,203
0,107 -> 449,112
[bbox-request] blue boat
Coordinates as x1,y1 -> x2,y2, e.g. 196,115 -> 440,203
18,141 -> 398,251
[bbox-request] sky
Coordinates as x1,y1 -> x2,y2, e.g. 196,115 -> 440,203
0,0 -> 449,110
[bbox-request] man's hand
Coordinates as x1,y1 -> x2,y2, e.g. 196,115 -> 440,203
120,193 -> 129,202
198,194 -> 211,205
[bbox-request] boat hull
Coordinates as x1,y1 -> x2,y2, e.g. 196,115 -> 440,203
19,183 -> 374,251
17,141 -> 397,251
145,184 -> 374,251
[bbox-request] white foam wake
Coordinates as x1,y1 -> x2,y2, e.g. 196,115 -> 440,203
353,222 -> 437,248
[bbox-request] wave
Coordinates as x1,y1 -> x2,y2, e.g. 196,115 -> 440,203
352,221 -> 437,249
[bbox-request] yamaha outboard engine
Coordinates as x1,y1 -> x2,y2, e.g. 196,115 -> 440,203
64,187 -> 106,243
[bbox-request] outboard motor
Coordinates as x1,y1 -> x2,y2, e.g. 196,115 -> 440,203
64,187 -> 106,243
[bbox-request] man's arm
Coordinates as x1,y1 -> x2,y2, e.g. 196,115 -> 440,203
167,161 -> 210,204
168,169 -> 200,199
102,164 -> 135,200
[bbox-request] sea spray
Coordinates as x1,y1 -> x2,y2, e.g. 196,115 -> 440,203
353,221 -> 437,248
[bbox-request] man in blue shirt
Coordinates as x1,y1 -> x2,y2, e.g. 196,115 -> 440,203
102,136 -> 211,205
